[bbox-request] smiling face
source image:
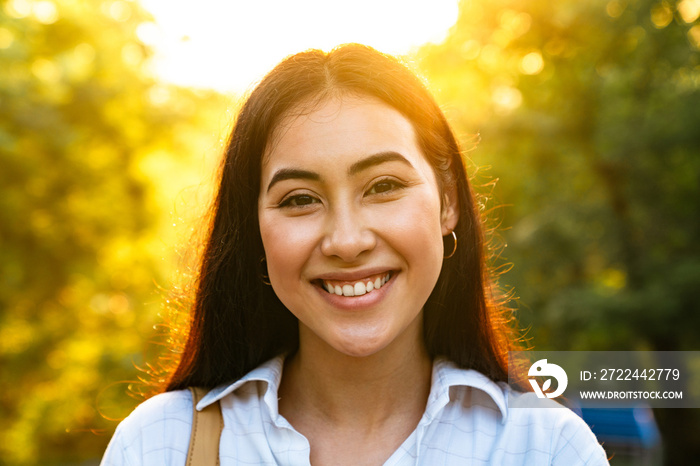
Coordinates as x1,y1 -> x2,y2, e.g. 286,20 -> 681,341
258,94 -> 458,358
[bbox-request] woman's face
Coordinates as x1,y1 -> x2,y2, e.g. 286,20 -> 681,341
258,94 -> 458,358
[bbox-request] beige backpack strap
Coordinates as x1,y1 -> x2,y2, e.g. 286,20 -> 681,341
187,387 -> 223,466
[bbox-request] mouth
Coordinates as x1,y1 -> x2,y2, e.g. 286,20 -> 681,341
314,271 -> 395,297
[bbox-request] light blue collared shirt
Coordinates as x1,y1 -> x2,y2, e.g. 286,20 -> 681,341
101,356 -> 609,465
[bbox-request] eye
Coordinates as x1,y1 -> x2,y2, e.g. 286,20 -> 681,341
278,194 -> 319,208
366,178 -> 406,195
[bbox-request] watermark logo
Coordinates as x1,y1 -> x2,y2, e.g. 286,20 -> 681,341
510,351 -> 695,408
529,359 -> 568,399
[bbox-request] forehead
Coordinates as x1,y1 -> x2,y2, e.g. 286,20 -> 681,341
262,94 -> 423,170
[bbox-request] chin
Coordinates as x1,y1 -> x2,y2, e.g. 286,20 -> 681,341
330,333 -> 394,359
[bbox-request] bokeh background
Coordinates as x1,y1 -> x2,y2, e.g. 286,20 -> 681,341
1,0 -> 699,464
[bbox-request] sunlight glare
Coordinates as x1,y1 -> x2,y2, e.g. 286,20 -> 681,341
138,0 -> 459,93
520,51 -> 544,75
678,0 -> 700,23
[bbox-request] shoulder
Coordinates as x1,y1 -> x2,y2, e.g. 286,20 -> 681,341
430,361 -> 608,464
100,390 -> 194,466
503,390 -> 609,465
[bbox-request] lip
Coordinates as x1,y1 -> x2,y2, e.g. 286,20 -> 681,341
312,269 -> 398,311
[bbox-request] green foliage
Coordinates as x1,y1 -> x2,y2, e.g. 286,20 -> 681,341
418,0 -> 700,351
0,0 -> 227,463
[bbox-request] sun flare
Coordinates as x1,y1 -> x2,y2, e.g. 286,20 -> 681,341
138,0 -> 459,93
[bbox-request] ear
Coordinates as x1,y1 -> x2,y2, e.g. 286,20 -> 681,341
441,183 -> 459,235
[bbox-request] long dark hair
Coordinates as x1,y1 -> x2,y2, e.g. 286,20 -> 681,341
164,44 -> 518,391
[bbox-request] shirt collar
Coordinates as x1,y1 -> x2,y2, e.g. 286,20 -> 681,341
197,356 -> 284,413
427,358 -> 508,424
197,355 -> 508,423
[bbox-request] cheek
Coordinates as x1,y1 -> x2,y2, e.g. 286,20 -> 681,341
372,192 -> 445,264
259,215 -> 319,283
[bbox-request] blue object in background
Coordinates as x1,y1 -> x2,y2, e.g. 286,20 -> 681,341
579,403 -> 660,448
578,403 -> 662,465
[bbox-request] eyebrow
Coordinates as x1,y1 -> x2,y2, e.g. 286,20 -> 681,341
266,168 -> 320,193
266,151 -> 414,193
348,151 -> 413,176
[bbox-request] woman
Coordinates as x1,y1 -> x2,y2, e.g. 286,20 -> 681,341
101,44 -> 608,465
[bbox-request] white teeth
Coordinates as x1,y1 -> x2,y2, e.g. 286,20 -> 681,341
323,272 -> 392,297
342,284 -> 355,297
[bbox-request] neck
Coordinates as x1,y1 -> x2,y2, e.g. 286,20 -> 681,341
278,320 -> 432,429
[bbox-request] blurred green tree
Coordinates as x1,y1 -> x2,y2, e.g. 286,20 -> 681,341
418,0 -> 700,462
0,0 -> 226,463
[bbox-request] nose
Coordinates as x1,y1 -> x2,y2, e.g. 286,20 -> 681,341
320,206 -> 376,262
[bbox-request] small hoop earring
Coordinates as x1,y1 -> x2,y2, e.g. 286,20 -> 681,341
260,256 -> 271,285
443,230 -> 457,259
